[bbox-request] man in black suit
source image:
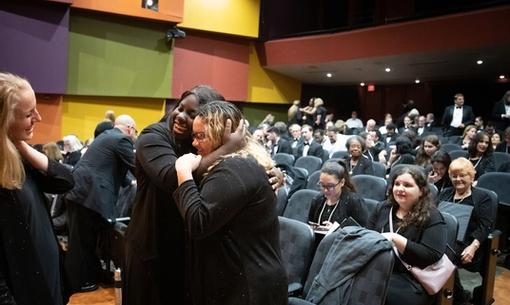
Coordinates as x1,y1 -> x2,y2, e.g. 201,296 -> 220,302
65,114 -> 136,292
492,90 -> 510,132
266,126 -> 293,156
295,124 -> 324,158
441,93 -> 475,137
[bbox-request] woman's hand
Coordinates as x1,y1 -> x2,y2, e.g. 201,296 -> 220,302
13,140 -> 49,171
222,119 -> 245,153
460,241 -> 480,265
267,167 -> 284,190
176,153 -> 201,173
428,170 -> 440,183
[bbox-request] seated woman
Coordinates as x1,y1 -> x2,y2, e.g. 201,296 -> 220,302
345,135 -> 374,176
427,150 -> 452,193
308,161 -> 368,230
381,136 -> 416,173
368,166 -> 447,305
415,135 -> 440,167
174,101 -> 287,305
467,131 -> 495,181
438,157 -> 495,305
451,125 -> 477,149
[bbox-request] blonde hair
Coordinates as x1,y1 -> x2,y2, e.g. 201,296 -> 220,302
43,142 -> 63,162
0,72 -> 31,189
197,101 -> 274,172
449,157 -> 476,180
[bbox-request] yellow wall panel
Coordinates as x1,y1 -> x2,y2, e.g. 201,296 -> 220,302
247,44 -> 301,104
62,95 -> 165,142
180,0 -> 260,38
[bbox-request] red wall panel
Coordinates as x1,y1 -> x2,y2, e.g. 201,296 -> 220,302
172,33 -> 250,101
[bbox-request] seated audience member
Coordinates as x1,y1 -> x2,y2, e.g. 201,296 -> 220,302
322,126 -> 343,158
427,150 -> 452,193
288,123 -> 303,155
416,115 -> 427,136
308,162 -> 368,230
425,112 -> 436,128
379,113 -> 394,135
380,136 -> 416,171
491,132 -> 501,151
495,126 -> 510,153
174,101 -> 287,305
467,131 -> 495,181
313,128 -> 326,146
345,135 -> 374,176
295,124 -> 324,158
43,141 -> 64,163
368,166 -> 447,305
364,118 -> 377,133
451,125 -> 477,150
62,134 -> 83,166
383,123 -> 398,145
474,116 -> 485,132
362,130 -> 385,162
266,126 -> 292,157
345,110 -> 364,130
415,135 -> 440,167
252,128 -> 266,146
438,158 -> 495,305
398,116 -> 416,134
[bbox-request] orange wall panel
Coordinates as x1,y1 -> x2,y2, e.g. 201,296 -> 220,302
72,0 -> 183,23
31,94 -> 63,145
172,33 -> 249,101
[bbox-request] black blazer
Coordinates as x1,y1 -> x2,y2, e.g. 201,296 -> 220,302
66,128 -> 135,219
295,140 -> 324,159
492,100 -> 510,131
441,105 -> 475,129
273,138 -> 293,155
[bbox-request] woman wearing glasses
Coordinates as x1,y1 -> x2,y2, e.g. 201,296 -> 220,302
308,161 -> 368,230
174,101 -> 287,305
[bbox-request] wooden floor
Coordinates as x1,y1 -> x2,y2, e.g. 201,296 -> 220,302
68,266 -> 510,305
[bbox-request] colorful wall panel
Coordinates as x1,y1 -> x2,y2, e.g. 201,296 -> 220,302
180,0 -> 260,38
247,44 -> 301,104
67,11 -> 173,98
72,0 -> 184,23
172,33 -> 250,100
0,2 -> 69,94
61,95 -> 165,142
31,94 -> 64,145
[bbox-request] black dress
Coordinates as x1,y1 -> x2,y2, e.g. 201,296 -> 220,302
124,122 -> 192,305
367,202 -> 447,305
174,156 -> 287,305
0,160 -> 74,305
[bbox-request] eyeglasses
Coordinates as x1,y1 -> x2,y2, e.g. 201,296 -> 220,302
192,132 -> 207,142
317,182 -> 341,191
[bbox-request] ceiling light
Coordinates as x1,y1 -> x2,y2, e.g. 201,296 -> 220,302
415,79 -> 421,84
360,82 -> 365,86
499,75 -> 506,79
326,73 -> 332,78
385,67 -> 391,72
476,60 -> 483,65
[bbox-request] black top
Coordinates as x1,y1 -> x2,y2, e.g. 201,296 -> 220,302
308,190 -> 368,227
346,155 -> 374,176
124,122 -> 192,305
63,150 -> 81,167
468,155 -> 495,180
174,156 -> 287,305
0,160 -> 74,305
367,202 -> 447,272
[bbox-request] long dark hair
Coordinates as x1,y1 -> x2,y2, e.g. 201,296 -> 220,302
387,165 -> 432,229
320,161 -> 356,192
467,131 -> 493,157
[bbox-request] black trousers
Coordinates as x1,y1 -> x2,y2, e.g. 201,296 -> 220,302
65,200 -> 108,292
445,126 -> 464,137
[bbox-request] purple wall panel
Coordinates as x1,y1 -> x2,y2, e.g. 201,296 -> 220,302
0,2 -> 69,94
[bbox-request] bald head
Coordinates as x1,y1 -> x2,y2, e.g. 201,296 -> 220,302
115,114 -> 136,139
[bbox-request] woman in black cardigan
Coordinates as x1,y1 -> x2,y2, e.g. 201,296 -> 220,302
466,131 -> 495,181
438,157 -> 496,305
345,135 -> 374,176
368,165 -> 447,305
0,73 -> 74,305
308,161 -> 368,229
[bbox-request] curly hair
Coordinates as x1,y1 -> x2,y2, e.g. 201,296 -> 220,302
387,165 -> 433,229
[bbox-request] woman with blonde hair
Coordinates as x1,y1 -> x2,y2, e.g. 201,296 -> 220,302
175,101 -> 287,305
0,72 -> 74,305
43,141 -> 64,163
438,157 -> 495,305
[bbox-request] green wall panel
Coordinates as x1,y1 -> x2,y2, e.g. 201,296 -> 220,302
67,11 -> 173,98
239,102 -> 288,128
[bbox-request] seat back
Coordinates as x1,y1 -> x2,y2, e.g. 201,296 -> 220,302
477,172 -> 510,206
441,212 -> 459,262
441,143 -> 462,153
302,229 -> 394,305
351,174 -> 387,201
438,201 -> 474,242
274,153 -> 295,167
276,187 -> 289,216
448,149 -> 467,161
362,198 -> 380,218
295,156 -> 323,177
492,152 -> 510,171
283,189 -> 321,223
331,151 -> 349,159
372,162 -> 387,178
306,170 -> 321,191
278,216 -> 316,288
